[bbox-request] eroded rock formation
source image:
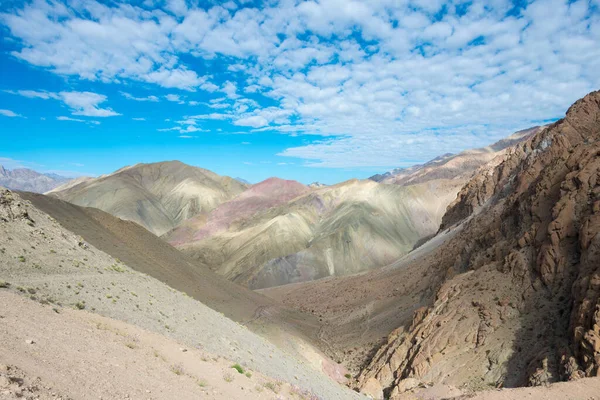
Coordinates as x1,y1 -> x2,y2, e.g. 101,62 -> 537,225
358,91 -> 600,399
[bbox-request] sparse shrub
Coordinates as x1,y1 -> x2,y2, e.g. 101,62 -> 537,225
197,379 -> 207,387
223,372 -> 234,383
27,287 -> 36,294
0,280 -> 10,289
170,363 -> 184,376
125,342 -> 137,349
16,286 -> 26,293
231,364 -> 245,374
344,373 -> 352,379
18,255 -> 26,262
245,372 -> 252,378
75,301 -> 86,310
263,381 -> 281,393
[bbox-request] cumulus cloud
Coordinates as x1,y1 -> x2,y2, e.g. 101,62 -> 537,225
1,0 -> 599,167
60,91 -> 120,117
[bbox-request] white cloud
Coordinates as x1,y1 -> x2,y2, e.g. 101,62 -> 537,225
60,91 -> 120,117
234,115 -> 268,128
57,116 -> 101,125
120,92 -> 159,102
132,117 -> 146,121
165,94 -> 185,103
221,81 -> 240,99
57,116 -> 85,122
0,109 -> 21,117
1,0 -> 599,167
8,89 -> 120,118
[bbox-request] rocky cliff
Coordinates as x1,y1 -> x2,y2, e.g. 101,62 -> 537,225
357,91 -> 600,398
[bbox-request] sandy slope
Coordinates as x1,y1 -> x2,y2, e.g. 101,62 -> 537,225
0,290 -> 329,400
48,161 -> 246,236
0,188 -> 361,399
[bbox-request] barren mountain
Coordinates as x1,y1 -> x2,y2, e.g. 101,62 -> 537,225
164,177 -> 310,246
48,161 -> 247,236
167,129 -> 536,291
0,187 -> 360,399
0,165 -> 71,193
169,178 -> 452,289
351,91 -> 600,398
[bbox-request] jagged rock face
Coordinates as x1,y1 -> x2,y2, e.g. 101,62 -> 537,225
357,91 -> 600,398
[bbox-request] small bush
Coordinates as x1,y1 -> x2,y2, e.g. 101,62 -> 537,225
0,280 -> 10,289
245,372 -> 252,378
344,373 -> 352,379
223,373 -> 234,383
75,301 -> 86,310
18,255 -> 26,262
231,364 -> 245,374
171,363 -> 184,376
263,381 -> 281,393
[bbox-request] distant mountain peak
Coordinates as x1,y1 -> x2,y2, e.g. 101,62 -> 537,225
0,165 -> 71,193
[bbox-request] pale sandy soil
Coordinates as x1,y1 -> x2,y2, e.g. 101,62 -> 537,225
0,290 -> 318,400
397,379 -> 600,400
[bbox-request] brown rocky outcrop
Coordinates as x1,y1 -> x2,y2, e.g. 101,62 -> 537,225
358,91 -> 600,398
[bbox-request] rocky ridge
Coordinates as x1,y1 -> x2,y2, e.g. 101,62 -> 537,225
356,91 -> 600,398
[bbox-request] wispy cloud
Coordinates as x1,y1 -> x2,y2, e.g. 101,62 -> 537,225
132,117 -> 146,121
0,109 -> 22,117
8,90 -> 120,118
120,92 -> 159,102
57,116 -> 101,125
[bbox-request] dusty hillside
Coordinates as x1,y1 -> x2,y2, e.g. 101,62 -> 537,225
48,161 -> 247,236
0,290 -> 322,400
352,90 -> 600,398
0,188 -> 361,399
172,178 -> 453,289
0,165 -> 71,193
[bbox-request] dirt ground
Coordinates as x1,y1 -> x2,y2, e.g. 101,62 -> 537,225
0,290 -> 317,400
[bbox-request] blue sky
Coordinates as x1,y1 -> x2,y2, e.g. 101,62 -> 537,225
0,0 -> 599,184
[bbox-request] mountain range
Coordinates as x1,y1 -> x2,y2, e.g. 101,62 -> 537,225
0,165 -> 72,193
1,91 -> 599,399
